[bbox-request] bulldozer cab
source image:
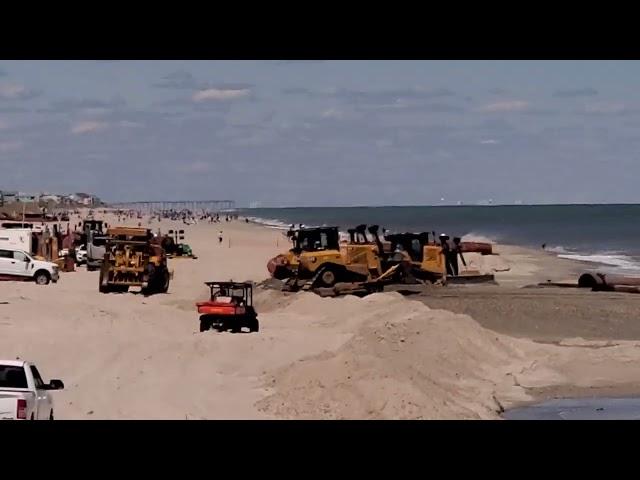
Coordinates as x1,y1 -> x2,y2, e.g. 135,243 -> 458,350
384,231 -> 445,277
384,232 -> 430,262
106,226 -> 152,241
167,229 -> 185,242
83,219 -> 105,234
290,227 -> 340,253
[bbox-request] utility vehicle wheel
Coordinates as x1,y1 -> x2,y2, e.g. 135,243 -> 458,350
199,316 -> 211,332
34,271 -> 50,285
248,316 -> 260,333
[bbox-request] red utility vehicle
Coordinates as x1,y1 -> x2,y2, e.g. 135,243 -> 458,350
196,282 -> 259,333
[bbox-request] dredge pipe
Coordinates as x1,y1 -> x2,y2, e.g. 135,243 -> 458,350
578,272 -> 640,291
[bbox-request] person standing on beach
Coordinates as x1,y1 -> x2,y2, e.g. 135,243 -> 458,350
451,237 -> 466,275
439,234 -> 454,276
218,231 -> 223,245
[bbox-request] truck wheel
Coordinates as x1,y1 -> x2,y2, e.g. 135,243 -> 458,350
159,270 -> 170,293
34,270 -> 51,285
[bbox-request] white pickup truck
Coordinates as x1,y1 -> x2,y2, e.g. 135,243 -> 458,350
0,248 -> 59,285
0,360 -> 64,420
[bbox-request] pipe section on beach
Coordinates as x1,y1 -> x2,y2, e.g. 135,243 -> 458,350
578,272 -> 640,293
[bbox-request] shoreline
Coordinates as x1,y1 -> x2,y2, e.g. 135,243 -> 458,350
244,214 -> 640,279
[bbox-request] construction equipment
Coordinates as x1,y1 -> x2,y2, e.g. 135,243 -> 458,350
161,229 -> 197,259
277,224 -> 414,292
98,227 -> 170,295
196,282 -> 259,333
267,226 -> 343,282
296,224 -> 389,290
82,219 -> 108,271
267,224 -> 423,293
383,231 -> 447,282
268,223 -> 496,297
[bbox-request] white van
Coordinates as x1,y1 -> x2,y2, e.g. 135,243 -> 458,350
0,248 -> 59,285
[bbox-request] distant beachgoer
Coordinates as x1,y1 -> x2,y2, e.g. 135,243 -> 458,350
218,231 -> 223,244
541,243 -> 546,250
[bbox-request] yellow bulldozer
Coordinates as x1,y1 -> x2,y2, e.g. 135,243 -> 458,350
98,227 -> 171,295
267,224 -> 448,293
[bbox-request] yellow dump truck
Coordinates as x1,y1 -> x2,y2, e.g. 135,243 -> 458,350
98,227 -> 170,295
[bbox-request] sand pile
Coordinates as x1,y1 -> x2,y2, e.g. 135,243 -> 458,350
461,252 -> 511,274
257,292 -> 640,419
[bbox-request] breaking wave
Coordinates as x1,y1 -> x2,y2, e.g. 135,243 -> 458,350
246,217 -> 293,231
557,253 -> 640,271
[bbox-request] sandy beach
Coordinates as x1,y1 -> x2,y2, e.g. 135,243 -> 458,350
2,213 -> 640,419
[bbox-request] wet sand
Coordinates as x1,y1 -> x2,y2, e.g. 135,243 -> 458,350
415,287 -> 640,342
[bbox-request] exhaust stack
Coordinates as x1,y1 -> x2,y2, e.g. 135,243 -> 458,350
368,225 -> 385,255
355,224 -> 368,243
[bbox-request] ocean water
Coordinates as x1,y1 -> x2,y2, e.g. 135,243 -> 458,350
238,204 -> 640,273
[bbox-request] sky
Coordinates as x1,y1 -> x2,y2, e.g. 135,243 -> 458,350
1,60 -> 639,207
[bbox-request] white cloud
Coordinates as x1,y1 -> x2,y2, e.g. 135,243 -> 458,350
0,141 -> 23,153
192,88 -> 250,102
480,139 -> 499,145
118,120 -> 143,128
71,120 -> 109,134
0,83 -> 28,99
584,102 -> 626,114
478,100 -> 529,113
321,108 -> 343,119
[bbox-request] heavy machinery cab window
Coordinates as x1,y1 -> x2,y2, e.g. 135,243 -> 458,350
91,236 -> 107,247
0,249 -> 12,259
411,239 -> 423,260
0,365 -> 28,388
319,232 -> 330,249
293,228 -> 339,252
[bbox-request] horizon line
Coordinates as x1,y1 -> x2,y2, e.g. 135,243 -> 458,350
237,202 -> 640,209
